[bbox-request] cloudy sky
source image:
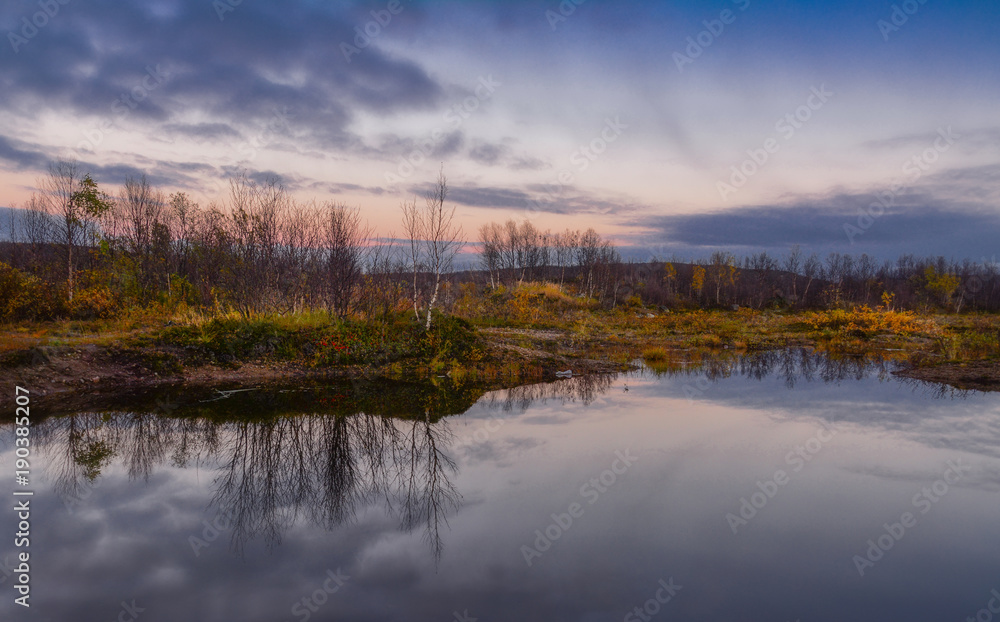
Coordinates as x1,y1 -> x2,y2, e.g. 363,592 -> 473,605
1,0 -> 998,260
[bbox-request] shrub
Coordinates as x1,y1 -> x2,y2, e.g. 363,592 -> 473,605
69,284 -> 119,320
0,262 -> 62,322
807,306 -> 921,339
311,314 -> 423,367
642,346 -> 669,362
423,315 -> 485,362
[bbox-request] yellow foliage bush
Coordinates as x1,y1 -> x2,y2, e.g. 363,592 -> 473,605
461,281 -> 592,327
69,284 -> 119,320
807,306 -> 921,338
0,262 -> 62,322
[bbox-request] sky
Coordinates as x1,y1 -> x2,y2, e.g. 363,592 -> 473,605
1,0 -> 998,261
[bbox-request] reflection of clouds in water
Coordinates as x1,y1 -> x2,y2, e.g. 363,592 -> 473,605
1,373 -> 622,572
482,373 -> 618,413
459,437 -> 544,467
637,348 -> 1000,462
842,462 -> 1000,494
20,411 -> 460,561
0,350 -> 998,621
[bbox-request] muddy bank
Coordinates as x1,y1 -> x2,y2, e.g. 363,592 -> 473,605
893,360 -> 1000,392
0,336 -> 631,414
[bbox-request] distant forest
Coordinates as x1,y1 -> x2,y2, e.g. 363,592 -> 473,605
1,160 -> 998,323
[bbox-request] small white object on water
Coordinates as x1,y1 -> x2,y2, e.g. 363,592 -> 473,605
555,370 -> 573,378
201,388 -> 259,402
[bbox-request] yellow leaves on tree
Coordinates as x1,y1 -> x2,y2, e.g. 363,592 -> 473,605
923,266 -> 960,309
691,265 -> 706,298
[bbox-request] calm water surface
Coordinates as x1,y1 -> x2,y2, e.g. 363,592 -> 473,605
2,350 -> 1000,621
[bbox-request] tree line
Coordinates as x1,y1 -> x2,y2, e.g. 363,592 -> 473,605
472,221 -> 1000,312
2,162 -> 466,325
615,249 -> 1000,312
2,159 -> 999,324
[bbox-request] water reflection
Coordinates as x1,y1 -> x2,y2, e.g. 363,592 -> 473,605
480,372 -> 617,412
28,373 -> 620,560
3,349 -> 1000,622
35,411 -> 456,557
24,348 -> 987,558
646,346 -> 977,397
643,347 -> 900,384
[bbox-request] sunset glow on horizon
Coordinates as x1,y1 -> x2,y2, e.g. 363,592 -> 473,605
1,0 -> 998,259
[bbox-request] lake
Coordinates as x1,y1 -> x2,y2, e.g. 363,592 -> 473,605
3,349 -> 1000,621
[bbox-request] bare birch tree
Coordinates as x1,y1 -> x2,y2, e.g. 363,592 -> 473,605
400,169 -> 463,329
420,170 -> 462,329
401,197 -> 422,321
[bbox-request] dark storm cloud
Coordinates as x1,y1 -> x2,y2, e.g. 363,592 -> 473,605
163,122 -> 243,141
446,185 -> 534,209
508,155 -> 548,171
408,180 -> 647,219
633,165 -> 1000,260
84,162 -> 178,187
467,140 -> 550,171
305,181 -> 386,196
927,163 -> 1000,203
432,131 -> 465,158
0,0 -> 447,153
404,182 -> 536,211
468,142 -> 505,165
0,135 -> 48,170
155,160 -> 218,176
376,130 -> 466,162
864,127 -> 1000,154
0,128 -> 226,189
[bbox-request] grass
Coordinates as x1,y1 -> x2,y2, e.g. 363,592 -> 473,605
1,282 -> 999,386
458,285 -> 1000,368
641,346 -> 669,363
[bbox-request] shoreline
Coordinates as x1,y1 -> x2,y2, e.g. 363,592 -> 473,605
891,360 -> 1000,392
3,310 -> 1000,412
0,335 -> 634,415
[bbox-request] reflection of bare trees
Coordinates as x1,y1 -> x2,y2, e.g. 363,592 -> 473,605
41,413 -> 209,504
27,409 -> 462,559
645,348 -> 898,388
23,374 -> 617,558
16,349 -> 972,560
484,373 -> 617,413
400,413 -> 460,562
213,412 -> 460,557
